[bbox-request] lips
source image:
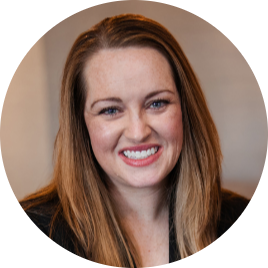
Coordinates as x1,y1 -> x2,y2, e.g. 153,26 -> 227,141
119,145 -> 164,167
119,144 -> 160,152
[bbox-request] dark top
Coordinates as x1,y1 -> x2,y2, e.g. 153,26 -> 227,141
22,190 -> 249,263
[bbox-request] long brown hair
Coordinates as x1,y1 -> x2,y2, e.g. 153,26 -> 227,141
21,14 -> 222,266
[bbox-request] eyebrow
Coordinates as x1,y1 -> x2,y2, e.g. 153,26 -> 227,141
90,89 -> 175,109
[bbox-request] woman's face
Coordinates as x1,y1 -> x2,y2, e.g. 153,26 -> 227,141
84,47 -> 183,190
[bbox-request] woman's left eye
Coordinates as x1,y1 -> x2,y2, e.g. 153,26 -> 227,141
99,99 -> 169,116
149,99 -> 169,109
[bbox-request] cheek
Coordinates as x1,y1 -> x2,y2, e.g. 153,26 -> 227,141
86,119 -> 119,158
161,108 -> 183,151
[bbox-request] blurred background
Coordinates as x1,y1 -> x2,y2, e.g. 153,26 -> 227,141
1,1 -> 267,200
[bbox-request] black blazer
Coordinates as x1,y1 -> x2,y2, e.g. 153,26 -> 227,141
22,190 -> 249,264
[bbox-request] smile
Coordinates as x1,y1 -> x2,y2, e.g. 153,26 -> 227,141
119,145 -> 162,167
123,147 -> 159,159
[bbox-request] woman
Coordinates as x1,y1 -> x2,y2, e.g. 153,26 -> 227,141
21,14 -> 249,267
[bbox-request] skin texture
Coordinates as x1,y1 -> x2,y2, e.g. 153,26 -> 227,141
83,47 -> 183,266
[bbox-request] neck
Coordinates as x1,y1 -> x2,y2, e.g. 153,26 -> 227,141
109,179 -> 169,223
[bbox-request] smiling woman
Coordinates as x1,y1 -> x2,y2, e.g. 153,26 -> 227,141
20,14 -> 249,267
84,47 -> 183,188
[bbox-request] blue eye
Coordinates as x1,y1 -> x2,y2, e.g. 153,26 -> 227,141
150,99 -> 169,109
100,107 -> 119,116
99,99 -> 169,116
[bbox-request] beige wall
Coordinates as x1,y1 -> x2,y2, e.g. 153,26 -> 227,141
1,38 -> 53,200
1,1 -> 267,200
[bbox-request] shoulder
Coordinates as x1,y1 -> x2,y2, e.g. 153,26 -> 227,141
21,194 -> 76,253
21,196 -> 58,236
217,189 -> 250,237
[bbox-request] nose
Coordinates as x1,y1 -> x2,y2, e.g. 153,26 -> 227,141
124,112 -> 152,143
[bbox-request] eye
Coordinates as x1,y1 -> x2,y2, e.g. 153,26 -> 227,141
99,99 -> 170,116
149,99 -> 170,109
99,106 -> 119,116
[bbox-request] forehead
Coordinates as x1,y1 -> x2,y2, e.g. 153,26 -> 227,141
83,47 -> 177,100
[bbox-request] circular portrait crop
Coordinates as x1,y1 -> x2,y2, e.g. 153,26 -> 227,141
1,1 -> 267,267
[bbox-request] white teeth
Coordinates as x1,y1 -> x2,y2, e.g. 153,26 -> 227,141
123,147 -> 159,159
141,150 -> 147,158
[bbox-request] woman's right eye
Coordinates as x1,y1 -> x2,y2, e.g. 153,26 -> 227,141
99,107 -> 119,116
